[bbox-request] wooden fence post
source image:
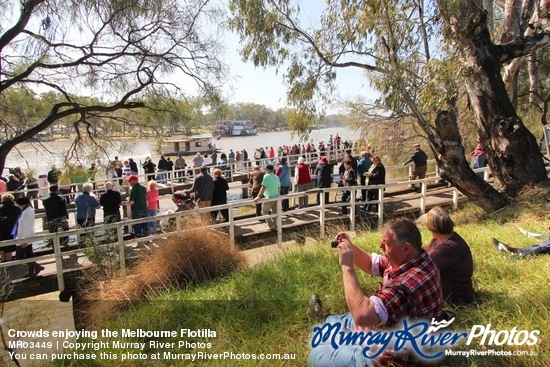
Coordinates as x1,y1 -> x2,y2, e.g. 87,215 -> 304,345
350,191 -> 356,231
452,188 -> 459,210
53,235 -> 65,292
319,190 -> 326,238
378,187 -> 385,228
117,224 -> 126,272
420,181 -> 427,214
276,198 -> 283,244
229,206 -> 235,249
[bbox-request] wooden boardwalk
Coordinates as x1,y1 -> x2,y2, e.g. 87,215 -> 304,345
234,184 -> 462,244
1,178 -> 465,301
3,147 -> 489,301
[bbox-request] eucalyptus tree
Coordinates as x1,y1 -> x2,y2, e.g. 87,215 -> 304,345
230,102 -> 284,130
0,87 -> 40,139
438,0 -> 548,190
497,0 -> 549,130
0,0 -> 227,171
229,0 -> 549,212
140,93 -> 207,136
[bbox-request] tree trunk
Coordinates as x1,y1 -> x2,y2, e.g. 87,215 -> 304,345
432,111 -> 509,212
483,0 -> 494,32
440,2 -> 547,196
0,143 -> 15,174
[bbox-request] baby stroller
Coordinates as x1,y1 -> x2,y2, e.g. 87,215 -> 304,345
172,190 -> 195,212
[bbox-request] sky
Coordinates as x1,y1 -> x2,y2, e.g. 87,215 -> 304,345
210,1 -> 379,114
221,36 -> 377,113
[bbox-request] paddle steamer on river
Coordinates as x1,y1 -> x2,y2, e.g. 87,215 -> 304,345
162,135 -> 216,156
213,120 -> 257,137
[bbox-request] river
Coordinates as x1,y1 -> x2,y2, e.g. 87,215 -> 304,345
4,127 -> 359,176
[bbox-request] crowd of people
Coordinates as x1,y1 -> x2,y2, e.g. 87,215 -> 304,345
0,138 -> 491,281
0,140 -> 423,266
0,134 -> 356,212
0,172 -> 163,273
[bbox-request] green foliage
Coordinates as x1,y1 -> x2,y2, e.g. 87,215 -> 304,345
81,232 -> 122,277
284,108 -> 317,140
0,88 -> 43,136
61,163 -> 89,183
227,0 -> 451,134
228,0 -> 300,68
228,102 -> 287,130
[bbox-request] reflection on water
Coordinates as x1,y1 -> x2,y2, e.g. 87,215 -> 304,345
5,127 -> 358,176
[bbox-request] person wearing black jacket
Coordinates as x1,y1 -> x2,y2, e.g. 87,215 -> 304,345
142,158 -> 156,182
6,175 -> 24,198
157,155 -> 168,182
166,157 -> 174,181
403,143 -> 428,189
210,169 -> 229,222
315,156 -> 332,205
340,158 -> 357,215
363,156 -> 386,212
42,185 -> 70,246
0,194 -> 21,261
99,181 -> 122,223
338,149 -> 358,176
128,158 -> 138,175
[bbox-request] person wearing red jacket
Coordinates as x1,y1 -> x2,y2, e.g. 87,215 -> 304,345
294,156 -> 312,209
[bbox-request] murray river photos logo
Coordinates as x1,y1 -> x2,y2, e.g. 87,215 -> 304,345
310,318 -> 540,360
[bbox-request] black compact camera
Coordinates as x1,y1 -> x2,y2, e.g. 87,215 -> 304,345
331,240 -> 340,248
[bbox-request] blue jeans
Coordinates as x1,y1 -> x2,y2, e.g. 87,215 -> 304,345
473,155 -> 487,169
519,239 -> 550,256
147,209 -> 158,235
156,169 -> 167,182
474,156 -> 487,179
132,209 -> 148,237
308,314 -> 375,367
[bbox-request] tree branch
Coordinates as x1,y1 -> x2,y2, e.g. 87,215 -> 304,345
498,32 -> 550,63
271,2 -> 388,74
0,0 -> 45,51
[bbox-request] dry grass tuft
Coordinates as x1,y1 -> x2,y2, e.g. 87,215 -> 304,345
515,182 -> 550,203
81,228 -> 244,325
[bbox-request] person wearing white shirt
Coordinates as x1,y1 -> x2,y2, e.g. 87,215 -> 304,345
14,197 -> 44,277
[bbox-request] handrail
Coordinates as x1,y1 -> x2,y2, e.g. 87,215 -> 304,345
2,151 -> 442,204
0,165 -> 484,297
8,156 -> 478,234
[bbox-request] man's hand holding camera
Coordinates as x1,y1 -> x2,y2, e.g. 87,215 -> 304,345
332,232 -> 354,269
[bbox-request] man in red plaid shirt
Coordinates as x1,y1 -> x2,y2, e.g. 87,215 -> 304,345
308,218 -> 443,367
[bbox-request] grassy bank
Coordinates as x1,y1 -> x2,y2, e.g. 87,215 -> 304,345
53,192 -> 548,367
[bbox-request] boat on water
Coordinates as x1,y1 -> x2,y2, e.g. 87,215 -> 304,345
213,120 -> 257,137
162,135 -> 216,156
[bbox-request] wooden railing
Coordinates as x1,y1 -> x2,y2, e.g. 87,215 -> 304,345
2,149 -> 350,207
0,164 -> 492,294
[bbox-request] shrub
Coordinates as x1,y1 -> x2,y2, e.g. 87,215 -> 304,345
81,228 -> 244,325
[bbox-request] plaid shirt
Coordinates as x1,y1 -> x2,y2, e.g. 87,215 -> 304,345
372,251 -> 443,367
